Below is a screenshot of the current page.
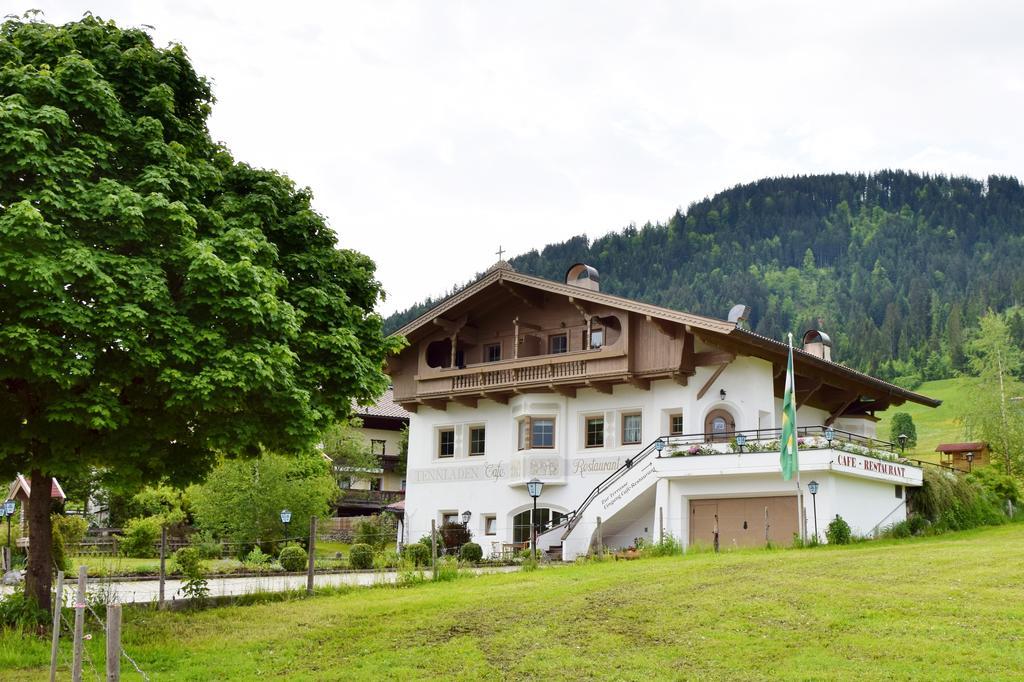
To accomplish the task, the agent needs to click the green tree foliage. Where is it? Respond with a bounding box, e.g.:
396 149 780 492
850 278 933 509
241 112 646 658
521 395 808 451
0 15 400 609
321 417 380 483
959 312 1024 476
278 544 308 572
189 452 337 546
353 512 398 549
888 413 918 448
386 172 1024 388
348 543 373 569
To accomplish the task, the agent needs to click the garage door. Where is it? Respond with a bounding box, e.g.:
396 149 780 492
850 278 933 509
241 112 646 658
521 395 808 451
689 496 798 548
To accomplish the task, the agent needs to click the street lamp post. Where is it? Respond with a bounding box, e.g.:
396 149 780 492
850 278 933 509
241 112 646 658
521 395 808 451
654 438 665 457
526 478 544 557
0 504 7 557
280 509 292 543
735 433 747 454
897 433 908 455
965 451 975 473
824 427 834 449
807 480 820 542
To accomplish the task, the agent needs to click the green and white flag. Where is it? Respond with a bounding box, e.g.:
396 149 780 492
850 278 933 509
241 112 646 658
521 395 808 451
780 334 799 480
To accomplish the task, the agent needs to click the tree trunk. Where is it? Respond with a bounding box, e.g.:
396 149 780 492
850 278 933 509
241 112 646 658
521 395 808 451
25 469 54 613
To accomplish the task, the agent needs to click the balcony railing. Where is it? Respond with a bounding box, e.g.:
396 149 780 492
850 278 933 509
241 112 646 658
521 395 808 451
336 489 405 506
451 359 588 390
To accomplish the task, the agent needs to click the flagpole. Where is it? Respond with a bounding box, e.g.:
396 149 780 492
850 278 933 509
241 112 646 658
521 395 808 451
789 333 804 544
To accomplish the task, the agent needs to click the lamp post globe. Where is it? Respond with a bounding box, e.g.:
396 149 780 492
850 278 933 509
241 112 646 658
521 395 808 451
897 433 908 454
824 427 834 446
526 478 544 557
654 439 665 456
280 509 292 541
735 433 747 453
461 510 472 527
965 451 974 473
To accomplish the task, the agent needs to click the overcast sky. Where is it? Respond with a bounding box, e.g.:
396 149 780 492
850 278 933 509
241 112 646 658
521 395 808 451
29 1 1024 315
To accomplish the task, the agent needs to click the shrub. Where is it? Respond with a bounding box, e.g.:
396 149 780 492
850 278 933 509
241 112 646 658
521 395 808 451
433 556 461 582
914 468 1006 532
278 545 308 572
354 512 398 549
50 521 71 573
640 535 682 557
173 547 209 604
438 521 471 551
119 516 162 558
459 542 483 563
907 512 929 536
826 515 852 545
402 542 430 566
349 543 374 569
244 547 271 566
373 550 400 570
53 515 89 548
0 588 49 630
190 530 223 559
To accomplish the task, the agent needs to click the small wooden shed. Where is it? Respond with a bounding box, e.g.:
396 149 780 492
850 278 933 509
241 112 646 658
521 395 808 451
6 474 67 547
935 442 989 472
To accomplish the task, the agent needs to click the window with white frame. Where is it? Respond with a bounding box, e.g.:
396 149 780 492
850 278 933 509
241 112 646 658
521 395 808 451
484 515 497 535
622 413 642 445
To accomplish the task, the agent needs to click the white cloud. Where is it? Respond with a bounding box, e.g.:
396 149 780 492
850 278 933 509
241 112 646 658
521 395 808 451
30 1 1024 314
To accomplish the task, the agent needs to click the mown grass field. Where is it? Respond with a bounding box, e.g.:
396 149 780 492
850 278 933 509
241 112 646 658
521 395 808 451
3 523 1023 680
876 377 972 463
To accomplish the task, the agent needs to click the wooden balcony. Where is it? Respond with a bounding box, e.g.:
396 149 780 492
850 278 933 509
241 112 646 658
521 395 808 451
398 348 632 408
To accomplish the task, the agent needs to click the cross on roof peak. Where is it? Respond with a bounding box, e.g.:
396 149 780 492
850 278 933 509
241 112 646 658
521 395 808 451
495 245 505 260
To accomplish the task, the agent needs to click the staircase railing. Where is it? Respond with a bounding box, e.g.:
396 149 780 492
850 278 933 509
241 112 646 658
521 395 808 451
560 438 662 539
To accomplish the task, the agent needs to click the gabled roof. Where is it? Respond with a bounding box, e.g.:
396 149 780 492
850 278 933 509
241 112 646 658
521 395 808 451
392 262 940 409
394 262 736 341
7 474 66 503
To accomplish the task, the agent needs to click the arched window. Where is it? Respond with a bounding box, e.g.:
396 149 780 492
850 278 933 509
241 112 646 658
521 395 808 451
704 409 735 442
512 508 565 543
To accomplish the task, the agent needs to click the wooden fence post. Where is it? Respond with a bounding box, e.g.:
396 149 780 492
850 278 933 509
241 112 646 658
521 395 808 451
596 516 603 557
306 515 317 596
72 565 86 682
430 519 437 580
49 569 64 682
105 603 121 681
158 526 167 610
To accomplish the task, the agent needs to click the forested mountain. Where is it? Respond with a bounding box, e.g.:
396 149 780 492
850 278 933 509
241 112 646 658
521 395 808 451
385 172 1024 386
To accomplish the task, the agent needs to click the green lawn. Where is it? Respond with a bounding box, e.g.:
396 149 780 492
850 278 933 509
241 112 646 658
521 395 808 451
876 377 972 463
4 523 1023 680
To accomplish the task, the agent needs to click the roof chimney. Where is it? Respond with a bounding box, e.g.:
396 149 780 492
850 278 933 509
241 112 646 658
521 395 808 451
565 263 600 291
801 329 833 362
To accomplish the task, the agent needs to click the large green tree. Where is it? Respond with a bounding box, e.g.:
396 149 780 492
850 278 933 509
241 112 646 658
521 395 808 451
0 15 401 610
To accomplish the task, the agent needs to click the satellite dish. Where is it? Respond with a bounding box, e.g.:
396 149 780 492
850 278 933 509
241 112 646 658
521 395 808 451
728 304 751 326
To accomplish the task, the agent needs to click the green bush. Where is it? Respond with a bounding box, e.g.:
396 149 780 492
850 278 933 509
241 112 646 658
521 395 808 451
354 512 399 549
244 547 271 566
438 521 471 552
915 468 1006 532
278 545 308 572
640 535 682 557
349 543 373 569
50 521 71 573
190 530 223 559
120 516 162 558
173 547 209 604
53 515 89 548
433 556 460 582
459 542 483 563
402 542 430 566
373 550 400 570
907 512 929 536
826 515 852 545
173 546 203 575
0 588 49 630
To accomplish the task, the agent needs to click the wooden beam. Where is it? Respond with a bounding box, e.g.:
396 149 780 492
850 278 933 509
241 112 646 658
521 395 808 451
549 384 577 398
678 331 695 375
453 395 478 409
481 392 509 404
501 281 543 308
512 317 542 331
397 401 418 414
825 395 858 426
647 315 677 339
672 373 689 386
629 377 651 391
586 380 614 395
774 364 786 378
696 361 732 401
568 296 594 318
432 315 467 334
695 351 736 366
795 379 823 411
421 398 448 411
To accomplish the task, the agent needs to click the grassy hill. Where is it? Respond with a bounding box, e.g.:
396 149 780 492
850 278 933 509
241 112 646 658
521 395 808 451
4 523 1023 680
876 377 972 463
